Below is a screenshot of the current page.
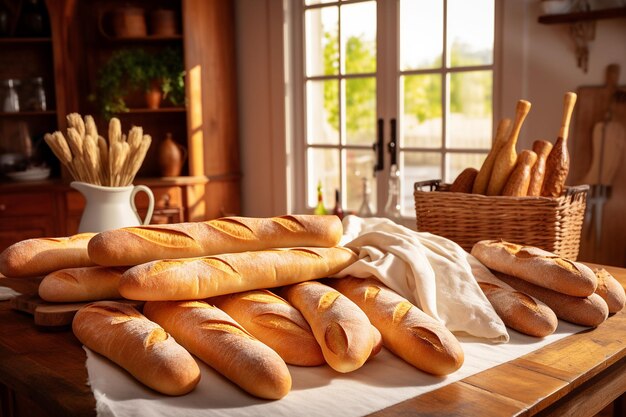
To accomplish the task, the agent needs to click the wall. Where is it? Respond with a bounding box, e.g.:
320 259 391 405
235 0 626 216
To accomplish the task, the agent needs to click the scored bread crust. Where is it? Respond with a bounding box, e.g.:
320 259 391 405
329 277 464 376
281 281 377 373
88 215 344 266
493 271 609 327
209 289 324 366
471 240 597 297
143 300 292 400
594 268 626 314
119 247 357 301
39 266 125 302
0 233 96 278
72 301 200 396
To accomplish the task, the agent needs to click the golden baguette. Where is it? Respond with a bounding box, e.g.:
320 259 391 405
282 280 378 373
39 266 126 302
0 233 97 278
119 246 357 301
328 277 464 375
471 240 597 297
72 301 200 396
527 140 553 196
492 272 608 327
449 167 478 193
501 149 537 197
209 289 325 366
89 214 344 266
144 300 291 400
473 118 512 194
594 268 626 314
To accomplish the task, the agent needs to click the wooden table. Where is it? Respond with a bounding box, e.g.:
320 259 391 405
0 265 625 417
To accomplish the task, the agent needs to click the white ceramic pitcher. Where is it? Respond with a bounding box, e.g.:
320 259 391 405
71 181 155 233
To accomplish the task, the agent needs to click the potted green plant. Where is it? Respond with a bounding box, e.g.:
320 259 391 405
91 47 184 119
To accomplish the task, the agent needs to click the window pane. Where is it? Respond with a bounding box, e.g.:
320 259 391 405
307 148 340 209
305 0 335 5
447 153 486 183
341 1 376 74
401 151 441 215
447 0 494 67
344 77 376 146
401 74 442 148
305 6 339 76
400 0 443 70
447 70 492 149
345 148 377 213
307 80 339 145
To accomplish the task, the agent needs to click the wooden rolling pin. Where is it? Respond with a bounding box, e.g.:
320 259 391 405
486 100 532 196
541 92 577 197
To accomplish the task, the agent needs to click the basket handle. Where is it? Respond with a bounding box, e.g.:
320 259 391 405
414 179 441 192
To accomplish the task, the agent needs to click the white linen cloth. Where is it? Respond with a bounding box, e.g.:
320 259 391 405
335 215 509 342
0 286 20 300
86 322 583 417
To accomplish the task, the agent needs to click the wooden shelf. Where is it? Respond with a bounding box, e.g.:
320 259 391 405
0 110 56 117
538 6 626 24
117 107 186 114
0 37 52 44
100 34 183 42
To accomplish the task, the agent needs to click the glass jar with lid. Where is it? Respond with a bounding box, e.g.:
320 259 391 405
21 77 47 111
1 79 20 112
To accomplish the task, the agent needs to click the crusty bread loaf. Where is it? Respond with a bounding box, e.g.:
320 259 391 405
72 301 200 396
0 233 96 278
209 289 324 366
328 277 464 376
89 215 343 266
471 240 597 297
527 140 553 196
119 247 357 301
282 281 377 373
39 266 125 302
493 271 609 327
594 268 626 314
143 300 291 399
473 118 512 195
449 167 478 193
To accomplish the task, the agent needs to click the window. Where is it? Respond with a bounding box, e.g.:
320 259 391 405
294 0 498 218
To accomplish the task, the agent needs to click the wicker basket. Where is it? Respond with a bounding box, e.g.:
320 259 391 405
413 180 589 260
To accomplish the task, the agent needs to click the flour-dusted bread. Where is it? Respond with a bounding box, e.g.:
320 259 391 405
39 266 125 302
0 233 96 278
144 300 291 400
471 240 597 297
88 215 344 266
493 271 609 327
209 289 324 366
119 247 357 301
329 277 464 375
72 301 200 396
282 281 379 373
593 268 626 314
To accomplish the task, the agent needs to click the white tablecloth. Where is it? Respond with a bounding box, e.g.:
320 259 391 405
86 320 584 417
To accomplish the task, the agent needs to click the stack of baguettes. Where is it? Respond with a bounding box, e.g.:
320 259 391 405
0 214 465 399
471 239 625 333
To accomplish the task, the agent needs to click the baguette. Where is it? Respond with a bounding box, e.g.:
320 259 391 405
501 150 537 197
39 266 125 302
72 301 200 396
493 271 609 327
328 277 464 375
527 140 553 196
471 240 597 297
282 281 377 373
594 268 626 314
143 300 291 399
449 167 478 193
473 118 512 194
119 247 357 301
209 289 325 366
0 233 96 278
89 215 343 266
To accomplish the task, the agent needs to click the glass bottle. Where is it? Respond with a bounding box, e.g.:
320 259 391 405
314 180 327 215
32 77 46 111
358 177 373 217
384 163 402 220
333 188 344 220
2 79 20 112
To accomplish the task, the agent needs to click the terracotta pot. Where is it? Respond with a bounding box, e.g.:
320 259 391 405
158 133 187 177
145 88 162 109
112 7 147 38
150 9 177 36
